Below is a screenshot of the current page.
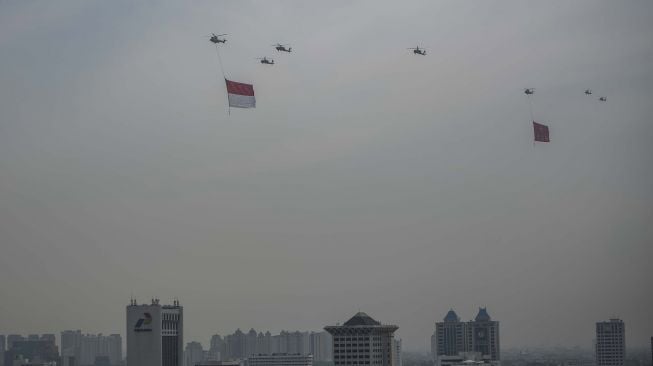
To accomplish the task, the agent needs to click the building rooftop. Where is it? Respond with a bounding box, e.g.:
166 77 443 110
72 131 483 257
444 309 460 322
344 312 381 326
474 308 491 322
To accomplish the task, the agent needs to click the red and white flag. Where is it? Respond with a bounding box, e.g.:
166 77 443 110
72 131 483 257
225 79 255 108
533 121 550 142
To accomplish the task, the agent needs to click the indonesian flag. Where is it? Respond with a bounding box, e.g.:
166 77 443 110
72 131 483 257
533 121 550 142
225 78 255 108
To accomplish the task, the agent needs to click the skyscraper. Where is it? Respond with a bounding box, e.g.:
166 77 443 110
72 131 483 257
126 298 183 366
595 319 625 366
468 308 500 361
325 312 398 366
185 341 205 366
310 331 333 362
61 330 82 364
432 308 500 366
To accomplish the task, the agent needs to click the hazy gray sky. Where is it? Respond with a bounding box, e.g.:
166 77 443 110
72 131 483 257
1 0 652 351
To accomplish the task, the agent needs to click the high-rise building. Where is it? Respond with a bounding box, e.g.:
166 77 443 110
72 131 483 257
61 330 83 364
310 331 333 362
61 331 121 366
595 319 625 366
208 335 224 361
185 342 205 366
126 298 183 366
468 308 500 362
325 312 399 366
432 308 500 366
247 353 313 366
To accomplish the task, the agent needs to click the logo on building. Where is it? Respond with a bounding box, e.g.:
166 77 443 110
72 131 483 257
134 312 153 332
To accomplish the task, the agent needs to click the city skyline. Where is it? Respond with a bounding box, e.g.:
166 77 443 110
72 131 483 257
1 0 652 353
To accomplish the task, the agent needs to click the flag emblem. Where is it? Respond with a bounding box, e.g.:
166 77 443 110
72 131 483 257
225 79 256 108
533 121 550 142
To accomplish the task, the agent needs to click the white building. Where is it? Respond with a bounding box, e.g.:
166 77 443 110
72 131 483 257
325 312 399 366
247 354 313 366
126 298 183 366
595 319 625 366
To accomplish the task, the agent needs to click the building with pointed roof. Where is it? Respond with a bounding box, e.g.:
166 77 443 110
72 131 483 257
431 308 500 366
325 312 398 366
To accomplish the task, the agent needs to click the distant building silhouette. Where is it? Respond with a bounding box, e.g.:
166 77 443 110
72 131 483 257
595 319 625 366
325 312 398 366
3 335 59 366
185 341 205 366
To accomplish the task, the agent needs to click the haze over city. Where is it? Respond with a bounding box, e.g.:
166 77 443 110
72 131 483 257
1 0 652 354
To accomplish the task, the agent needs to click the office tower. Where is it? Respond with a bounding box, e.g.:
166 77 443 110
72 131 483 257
248 354 313 366
393 339 402 366
432 308 500 366
595 319 625 366
325 312 399 366
468 308 500 362
310 331 333 362
186 342 205 366
126 298 183 366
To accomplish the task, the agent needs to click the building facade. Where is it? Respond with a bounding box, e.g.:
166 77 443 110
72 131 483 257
595 319 625 366
126 298 183 366
247 354 313 366
325 312 398 366
432 308 500 366
310 331 333 362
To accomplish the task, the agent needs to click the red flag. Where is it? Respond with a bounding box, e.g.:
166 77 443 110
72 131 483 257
533 121 550 142
225 79 255 108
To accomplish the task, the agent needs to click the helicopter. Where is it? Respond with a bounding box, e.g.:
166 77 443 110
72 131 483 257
599 96 607 102
209 33 227 44
257 57 275 65
524 88 535 95
273 43 292 52
407 46 426 55
585 89 592 95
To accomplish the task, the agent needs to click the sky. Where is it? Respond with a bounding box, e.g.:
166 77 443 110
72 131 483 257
1 0 652 351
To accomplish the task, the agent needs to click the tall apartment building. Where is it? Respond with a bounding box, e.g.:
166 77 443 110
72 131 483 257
310 331 333 362
126 298 183 366
185 341 205 366
325 312 399 366
61 331 122 366
248 353 313 366
431 308 500 366
595 319 625 366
